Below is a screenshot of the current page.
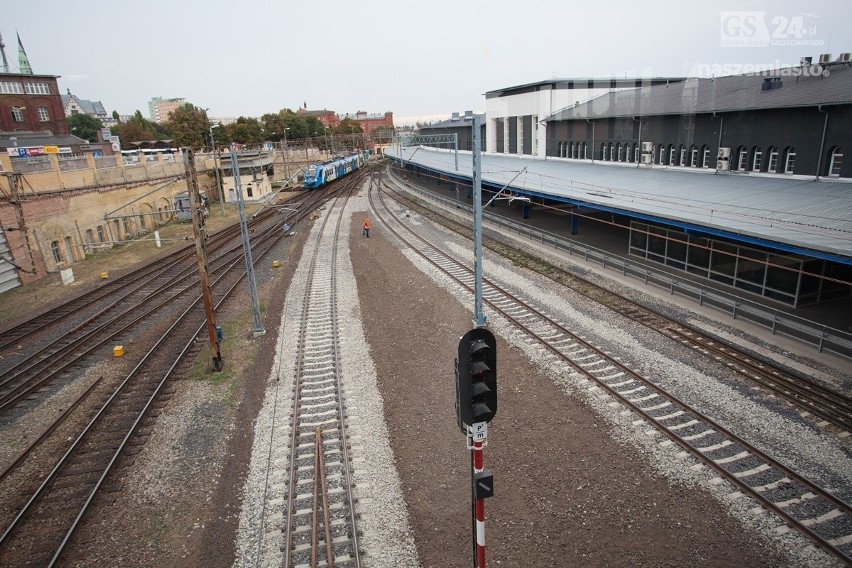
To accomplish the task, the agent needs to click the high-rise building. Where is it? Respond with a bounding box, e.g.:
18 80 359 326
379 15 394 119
148 96 186 123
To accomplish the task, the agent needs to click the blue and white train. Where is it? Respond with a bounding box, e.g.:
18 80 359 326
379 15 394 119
303 152 366 189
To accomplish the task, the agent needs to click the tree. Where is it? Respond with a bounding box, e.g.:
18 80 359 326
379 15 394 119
371 125 395 144
226 116 264 145
110 110 167 147
68 113 104 142
334 117 363 135
166 103 210 147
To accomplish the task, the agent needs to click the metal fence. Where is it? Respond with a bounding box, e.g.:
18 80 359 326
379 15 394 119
391 170 852 361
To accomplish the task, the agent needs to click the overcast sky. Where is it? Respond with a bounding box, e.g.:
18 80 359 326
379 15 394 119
5 0 850 125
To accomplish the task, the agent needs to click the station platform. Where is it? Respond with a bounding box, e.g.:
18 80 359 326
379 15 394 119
387 163 852 336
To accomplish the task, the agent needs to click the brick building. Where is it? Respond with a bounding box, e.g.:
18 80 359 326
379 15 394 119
297 108 339 129
0 73 68 136
342 111 394 136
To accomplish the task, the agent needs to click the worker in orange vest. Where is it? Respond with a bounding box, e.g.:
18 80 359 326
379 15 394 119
363 218 371 238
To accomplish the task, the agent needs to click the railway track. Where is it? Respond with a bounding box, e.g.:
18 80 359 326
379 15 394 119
0 192 314 565
0 222 291 566
0 214 253 354
380 168 852 435
0 208 282 418
283 181 361 567
369 172 852 564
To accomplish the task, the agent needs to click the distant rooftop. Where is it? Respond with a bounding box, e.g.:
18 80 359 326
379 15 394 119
486 77 687 99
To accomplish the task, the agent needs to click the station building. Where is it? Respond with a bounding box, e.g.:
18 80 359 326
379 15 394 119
485 77 685 158
397 60 852 312
418 113 485 152
543 60 851 179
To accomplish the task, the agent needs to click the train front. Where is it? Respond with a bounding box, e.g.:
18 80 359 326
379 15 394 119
303 164 321 189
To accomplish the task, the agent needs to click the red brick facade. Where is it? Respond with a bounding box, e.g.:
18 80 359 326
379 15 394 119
297 108 339 129
347 111 394 137
0 74 68 136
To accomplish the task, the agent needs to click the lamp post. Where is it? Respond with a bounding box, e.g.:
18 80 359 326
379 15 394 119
325 127 331 158
283 127 290 183
209 123 225 214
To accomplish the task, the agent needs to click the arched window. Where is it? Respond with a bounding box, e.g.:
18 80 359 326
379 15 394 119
783 147 796 173
829 146 843 177
689 144 698 167
573 142 578 159
767 146 779 173
736 145 748 170
608 143 614 161
658 144 666 164
601 142 608 161
582 142 588 159
751 146 762 171
700 144 710 168
669 144 676 165
632 143 639 163
616 143 622 162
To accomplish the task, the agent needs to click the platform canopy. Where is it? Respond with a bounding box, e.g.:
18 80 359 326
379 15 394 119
386 145 852 264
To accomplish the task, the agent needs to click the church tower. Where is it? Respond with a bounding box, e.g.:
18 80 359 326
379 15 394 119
17 32 33 74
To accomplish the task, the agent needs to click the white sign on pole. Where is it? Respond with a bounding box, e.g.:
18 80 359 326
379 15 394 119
469 421 488 442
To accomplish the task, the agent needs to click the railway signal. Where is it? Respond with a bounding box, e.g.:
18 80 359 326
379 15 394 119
456 327 497 568
456 328 497 430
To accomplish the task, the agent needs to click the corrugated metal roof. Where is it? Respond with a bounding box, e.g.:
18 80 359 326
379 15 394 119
544 64 852 121
387 146 852 262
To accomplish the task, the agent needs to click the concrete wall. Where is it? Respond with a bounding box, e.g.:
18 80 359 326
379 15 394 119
0 150 222 286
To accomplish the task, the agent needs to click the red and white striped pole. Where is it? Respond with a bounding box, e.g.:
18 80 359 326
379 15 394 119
473 439 486 568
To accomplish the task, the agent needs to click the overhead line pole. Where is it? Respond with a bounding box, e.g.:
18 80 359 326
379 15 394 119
471 113 485 329
230 147 265 336
182 149 223 372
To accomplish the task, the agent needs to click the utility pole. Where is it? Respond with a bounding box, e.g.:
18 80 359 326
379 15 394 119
230 147 265 336
4 172 36 275
183 149 223 372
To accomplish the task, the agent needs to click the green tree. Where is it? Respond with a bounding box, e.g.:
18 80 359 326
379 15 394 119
227 116 263 145
334 117 363 135
68 113 104 142
371 125 395 144
166 103 210 147
110 110 165 147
